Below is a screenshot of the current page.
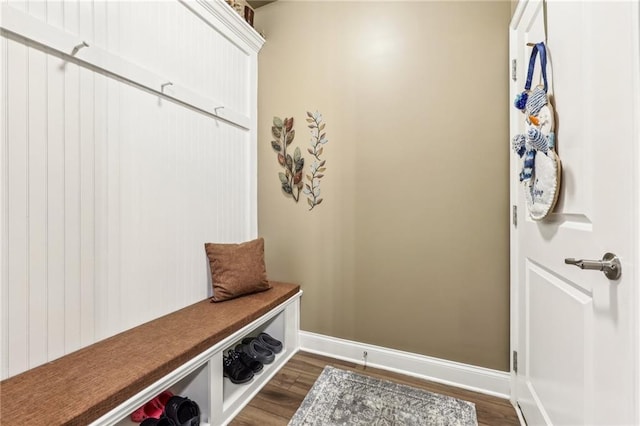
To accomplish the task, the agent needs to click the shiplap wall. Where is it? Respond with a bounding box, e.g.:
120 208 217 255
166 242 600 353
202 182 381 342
0 0 263 379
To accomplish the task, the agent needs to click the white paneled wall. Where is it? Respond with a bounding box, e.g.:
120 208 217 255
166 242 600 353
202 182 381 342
0 0 263 379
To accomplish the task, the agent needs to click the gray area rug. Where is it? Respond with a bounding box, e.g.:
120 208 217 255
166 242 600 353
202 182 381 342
289 366 478 426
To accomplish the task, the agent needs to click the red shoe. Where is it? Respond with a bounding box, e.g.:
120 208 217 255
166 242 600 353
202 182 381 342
130 390 174 423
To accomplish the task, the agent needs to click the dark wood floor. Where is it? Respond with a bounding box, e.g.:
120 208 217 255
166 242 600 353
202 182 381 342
229 351 520 426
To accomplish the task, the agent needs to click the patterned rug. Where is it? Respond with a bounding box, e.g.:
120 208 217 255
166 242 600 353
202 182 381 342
289 366 478 426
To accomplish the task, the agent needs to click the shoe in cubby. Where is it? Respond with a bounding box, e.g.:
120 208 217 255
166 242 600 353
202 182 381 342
223 349 254 384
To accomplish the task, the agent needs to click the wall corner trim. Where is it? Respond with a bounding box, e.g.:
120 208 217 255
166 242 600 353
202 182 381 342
299 331 512 400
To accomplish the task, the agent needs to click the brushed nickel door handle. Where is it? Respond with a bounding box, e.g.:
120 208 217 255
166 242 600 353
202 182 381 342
564 252 621 280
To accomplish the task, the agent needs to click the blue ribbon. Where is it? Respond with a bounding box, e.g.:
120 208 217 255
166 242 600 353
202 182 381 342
524 42 548 93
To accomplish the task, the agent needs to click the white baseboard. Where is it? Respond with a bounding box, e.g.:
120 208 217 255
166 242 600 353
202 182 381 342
299 331 511 399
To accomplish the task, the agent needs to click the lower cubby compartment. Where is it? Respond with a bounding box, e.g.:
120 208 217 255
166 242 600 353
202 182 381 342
222 313 286 410
115 363 212 426
216 297 299 425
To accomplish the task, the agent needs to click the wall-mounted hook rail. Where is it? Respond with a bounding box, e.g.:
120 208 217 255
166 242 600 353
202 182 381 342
161 82 173 91
0 3 251 130
71 41 89 55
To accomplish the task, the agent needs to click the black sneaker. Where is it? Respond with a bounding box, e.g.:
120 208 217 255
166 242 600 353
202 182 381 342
235 348 264 373
163 395 200 426
223 349 254 384
140 417 177 426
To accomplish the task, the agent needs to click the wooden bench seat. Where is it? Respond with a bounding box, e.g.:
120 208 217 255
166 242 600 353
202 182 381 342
0 281 300 425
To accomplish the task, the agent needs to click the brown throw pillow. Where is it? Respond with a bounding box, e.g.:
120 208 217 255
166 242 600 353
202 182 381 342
204 238 271 302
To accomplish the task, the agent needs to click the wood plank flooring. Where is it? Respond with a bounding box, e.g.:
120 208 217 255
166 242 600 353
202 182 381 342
229 351 520 426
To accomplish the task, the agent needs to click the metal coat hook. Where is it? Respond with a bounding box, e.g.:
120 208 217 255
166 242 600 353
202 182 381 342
161 82 173 91
71 41 89 55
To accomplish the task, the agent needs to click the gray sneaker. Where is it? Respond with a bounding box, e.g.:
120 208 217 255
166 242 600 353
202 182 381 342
236 339 275 364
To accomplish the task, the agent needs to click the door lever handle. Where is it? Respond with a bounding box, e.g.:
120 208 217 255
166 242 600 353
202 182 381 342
564 258 606 270
564 252 621 280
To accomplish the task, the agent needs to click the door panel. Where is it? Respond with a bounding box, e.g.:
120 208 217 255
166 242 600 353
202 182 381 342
526 261 592 425
510 1 638 424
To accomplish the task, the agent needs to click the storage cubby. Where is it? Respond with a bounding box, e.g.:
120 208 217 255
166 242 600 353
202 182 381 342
216 298 299 424
104 290 301 426
115 363 211 426
222 313 287 413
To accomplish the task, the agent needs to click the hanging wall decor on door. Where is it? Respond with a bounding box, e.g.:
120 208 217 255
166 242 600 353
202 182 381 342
512 42 561 220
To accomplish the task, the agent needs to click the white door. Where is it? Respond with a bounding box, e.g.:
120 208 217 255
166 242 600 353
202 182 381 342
510 1 639 425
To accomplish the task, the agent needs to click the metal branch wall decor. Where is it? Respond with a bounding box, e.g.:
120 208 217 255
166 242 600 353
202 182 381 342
304 111 328 210
270 111 329 211
272 116 304 202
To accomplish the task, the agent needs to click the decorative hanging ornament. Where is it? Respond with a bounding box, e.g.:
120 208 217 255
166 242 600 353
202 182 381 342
511 42 562 220
513 91 529 111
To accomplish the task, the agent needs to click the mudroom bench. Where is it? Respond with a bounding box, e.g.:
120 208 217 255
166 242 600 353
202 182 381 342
0 282 301 426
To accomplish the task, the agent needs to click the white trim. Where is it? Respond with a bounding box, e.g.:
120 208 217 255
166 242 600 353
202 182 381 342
190 0 265 54
514 401 527 426
510 0 529 31
247 53 259 239
0 3 252 129
0 17 6 380
508 0 524 409
631 1 640 423
299 331 511 399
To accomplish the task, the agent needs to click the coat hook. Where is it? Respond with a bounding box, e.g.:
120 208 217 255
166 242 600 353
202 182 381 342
161 82 173 90
71 41 89 55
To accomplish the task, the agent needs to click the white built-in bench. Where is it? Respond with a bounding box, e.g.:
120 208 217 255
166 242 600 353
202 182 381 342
0 282 301 426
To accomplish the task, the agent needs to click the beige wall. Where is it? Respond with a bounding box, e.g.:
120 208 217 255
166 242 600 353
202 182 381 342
256 1 511 371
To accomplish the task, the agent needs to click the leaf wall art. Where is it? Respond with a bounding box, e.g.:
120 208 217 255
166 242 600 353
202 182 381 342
303 111 328 210
271 116 304 202
270 111 329 210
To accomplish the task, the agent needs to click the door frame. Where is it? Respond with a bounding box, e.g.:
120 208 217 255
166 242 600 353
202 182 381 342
631 2 640 423
508 0 640 422
508 0 523 415
633 3 640 423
